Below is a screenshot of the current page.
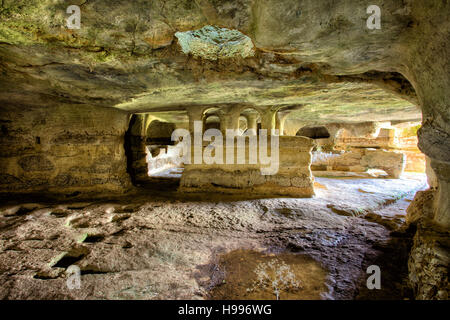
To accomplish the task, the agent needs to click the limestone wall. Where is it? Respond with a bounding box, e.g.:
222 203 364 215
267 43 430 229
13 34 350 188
406 190 449 299
312 149 406 178
335 128 393 149
0 104 132 197
309 123 425 173
125 114 149 185
180 136 315 197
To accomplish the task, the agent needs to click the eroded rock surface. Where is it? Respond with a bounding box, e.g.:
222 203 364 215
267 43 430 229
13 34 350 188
312 148 406 179
0 176 427 300
0 104 131 195
180 136 316 197
0 0 448 301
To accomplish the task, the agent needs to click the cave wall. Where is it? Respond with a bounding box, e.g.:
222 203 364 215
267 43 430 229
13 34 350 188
399 1 450 300
404 0 450 228
312 149 406 178
125 114 150 185
0 103 132 197
406 190 449 300
333 126 425 173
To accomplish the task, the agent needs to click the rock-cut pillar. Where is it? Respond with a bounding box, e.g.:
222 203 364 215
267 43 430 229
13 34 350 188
246 113 258 134
275 112 289 136
260 109 277 135
187 108 205 140
220 106 241 135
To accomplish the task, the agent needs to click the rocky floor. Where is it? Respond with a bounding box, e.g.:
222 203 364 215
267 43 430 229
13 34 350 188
0 174 427 300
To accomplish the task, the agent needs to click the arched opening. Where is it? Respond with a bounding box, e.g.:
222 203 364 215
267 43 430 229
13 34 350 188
146 120 182 179
204 115 221 132
239 116 248 132
202 107 222 134
309 122 426 180
124 114 148 185
146 120 176 145
239 107 261 135
296 126 331 139
124 114 185 188
124 114 139 185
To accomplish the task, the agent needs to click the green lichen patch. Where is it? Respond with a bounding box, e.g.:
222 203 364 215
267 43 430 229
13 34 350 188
175 25 255 60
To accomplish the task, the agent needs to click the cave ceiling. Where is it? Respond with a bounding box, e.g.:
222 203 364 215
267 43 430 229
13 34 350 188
0 0 422 124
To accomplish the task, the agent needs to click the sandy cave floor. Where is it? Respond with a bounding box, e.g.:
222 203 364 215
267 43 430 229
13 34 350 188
0 173 428 300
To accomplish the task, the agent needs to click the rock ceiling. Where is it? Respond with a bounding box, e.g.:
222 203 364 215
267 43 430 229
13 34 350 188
0 0 423 124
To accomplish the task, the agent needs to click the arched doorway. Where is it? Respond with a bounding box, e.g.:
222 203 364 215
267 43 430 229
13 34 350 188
296 126 331 139
239 107 261 135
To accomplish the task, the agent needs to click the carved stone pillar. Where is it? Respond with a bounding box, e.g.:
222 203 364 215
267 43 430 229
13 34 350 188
220 106 241 135
260 109 277 134
187 108 204 136
246 113 258 134
275 112 289 136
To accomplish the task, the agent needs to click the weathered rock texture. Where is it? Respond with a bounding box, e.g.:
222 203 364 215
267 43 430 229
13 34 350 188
0 0 448 299
407 190 450 300
312 149 406 179
125 114 150 185
0 175 426 300
175 25 255 60
0 103 131 197
311 123 425 174
180 136 315 197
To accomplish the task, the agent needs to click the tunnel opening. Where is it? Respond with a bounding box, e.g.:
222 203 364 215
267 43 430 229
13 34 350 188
124 114 140 186
296 126 331 139
146 120 181 179
124 113 184 191
239 107 261 135
308 122 426 180
203 107 222 134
